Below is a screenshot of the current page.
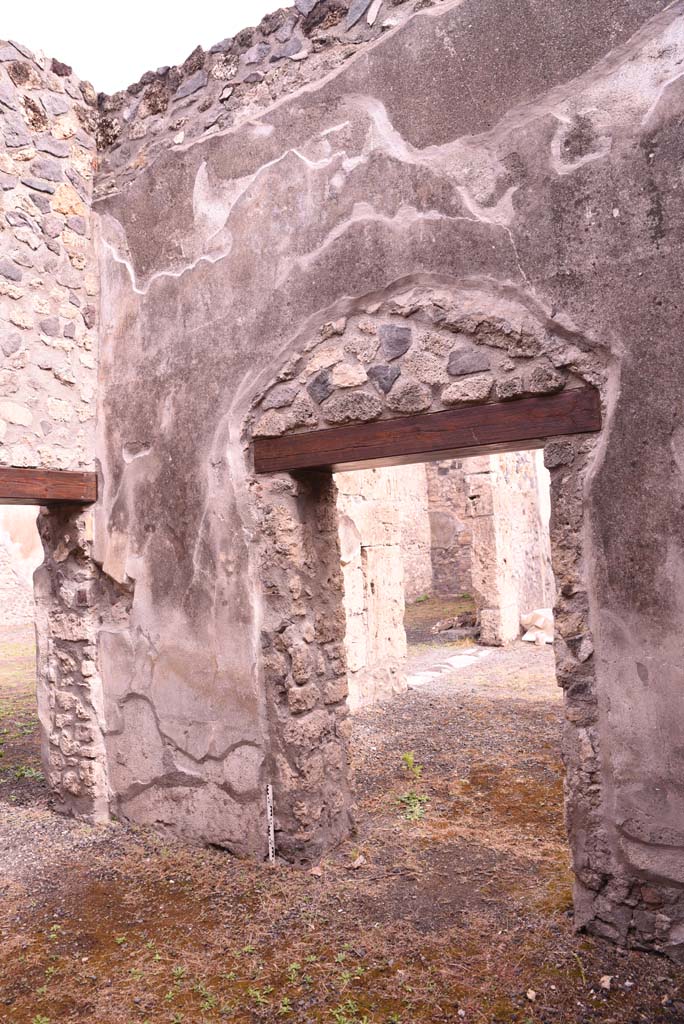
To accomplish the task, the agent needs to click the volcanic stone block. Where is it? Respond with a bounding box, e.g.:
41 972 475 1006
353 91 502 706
379 323 412 361
448 347 491 376
322 390 383 424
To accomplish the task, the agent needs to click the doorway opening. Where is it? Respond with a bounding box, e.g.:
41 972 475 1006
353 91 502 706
335 449 555 711
0 505 46 808
334 447 568 933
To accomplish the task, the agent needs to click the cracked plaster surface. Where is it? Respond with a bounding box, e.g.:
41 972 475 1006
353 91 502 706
85 0 684 952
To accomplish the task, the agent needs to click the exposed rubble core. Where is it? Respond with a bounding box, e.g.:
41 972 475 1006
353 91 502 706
0 43 98 471
1 0 683 960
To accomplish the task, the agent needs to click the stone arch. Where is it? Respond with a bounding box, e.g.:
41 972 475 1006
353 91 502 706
241 281 613 916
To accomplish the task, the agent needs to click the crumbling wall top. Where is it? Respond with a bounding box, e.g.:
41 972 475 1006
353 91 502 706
95 0 430 196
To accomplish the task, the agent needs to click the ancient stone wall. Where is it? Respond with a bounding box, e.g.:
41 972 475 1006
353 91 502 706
92 0 684 957
95 0 424 201
33 507 114 821
0 540 34 625
0 41 99 470
244 287 605 852
0 504 40 626
395 464 433 603
0 41 110 822
336 467 408 711
466 450 555 644
254 471 352 861
425 460 473 598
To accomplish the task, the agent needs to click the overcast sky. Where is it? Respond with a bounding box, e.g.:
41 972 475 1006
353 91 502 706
2 0 293 94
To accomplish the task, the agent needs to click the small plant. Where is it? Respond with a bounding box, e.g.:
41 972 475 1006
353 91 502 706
172 966 186 981
401 752 423 780
194 981 218 1011
114 934 127 946
331 1000 371 1024
340 965 366 988
248 986 271 1006
13 765 44 780
278 996 293 1016
397 790 429 821
32 1016 50 1024
414 594 430 604
287 962 301 983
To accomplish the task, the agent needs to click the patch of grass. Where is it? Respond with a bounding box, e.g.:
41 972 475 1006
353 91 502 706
331 999 371 1024
11 765 43 780
248 985 272 1006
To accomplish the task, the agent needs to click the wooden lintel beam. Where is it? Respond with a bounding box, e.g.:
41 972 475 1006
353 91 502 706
0 467 97 505
253 386 601 474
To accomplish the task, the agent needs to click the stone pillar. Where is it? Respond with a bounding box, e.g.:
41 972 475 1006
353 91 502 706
395 464 433 602
425 459 473 597
256 471 353 862
33 507 111 822
465 450 555 645
336 467 408 711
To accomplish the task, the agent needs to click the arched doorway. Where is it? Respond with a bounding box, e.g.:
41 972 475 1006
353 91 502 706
243 285 608 941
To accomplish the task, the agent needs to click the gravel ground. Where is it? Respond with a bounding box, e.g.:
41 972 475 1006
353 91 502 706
0 630 682 1023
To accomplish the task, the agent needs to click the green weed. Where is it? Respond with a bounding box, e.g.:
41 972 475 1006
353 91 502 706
397 790 429 821
401 752 423 780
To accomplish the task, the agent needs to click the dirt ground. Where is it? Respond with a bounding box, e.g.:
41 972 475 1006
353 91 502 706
403 594 476 646
0 622 683 1024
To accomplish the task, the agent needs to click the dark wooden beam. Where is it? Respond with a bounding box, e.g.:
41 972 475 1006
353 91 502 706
253 386 601 474
0 467 97 505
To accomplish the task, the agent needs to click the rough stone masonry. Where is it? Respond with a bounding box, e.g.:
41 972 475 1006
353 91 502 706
1 0 684 959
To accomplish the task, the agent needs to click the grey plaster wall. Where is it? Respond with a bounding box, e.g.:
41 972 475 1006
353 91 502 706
91 0 684 954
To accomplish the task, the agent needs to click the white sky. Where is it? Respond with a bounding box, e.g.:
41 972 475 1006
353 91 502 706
2 0 293 94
